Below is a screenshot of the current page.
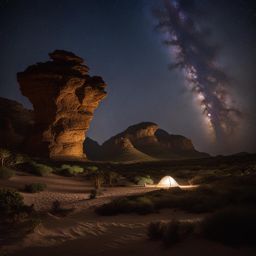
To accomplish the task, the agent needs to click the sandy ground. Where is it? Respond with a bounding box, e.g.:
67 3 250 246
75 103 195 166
1 172 255 256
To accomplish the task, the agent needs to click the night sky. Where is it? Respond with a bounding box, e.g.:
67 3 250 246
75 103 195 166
0 0 256 155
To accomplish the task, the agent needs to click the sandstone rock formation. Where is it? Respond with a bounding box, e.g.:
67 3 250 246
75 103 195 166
17 50 107 160
0 97 34 149
99 122 208 161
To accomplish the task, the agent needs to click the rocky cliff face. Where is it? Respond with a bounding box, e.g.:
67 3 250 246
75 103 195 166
17 50 106 160
0 97 34 149
83 137 102 161
99 122 208 161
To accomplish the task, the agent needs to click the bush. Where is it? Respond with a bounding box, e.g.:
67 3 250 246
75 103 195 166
134 197 155 214
147 220 194 247
86 166 98 172
50 200 73 217
147 221 166 240
134 175 154 186
0 189 24 216
89 189 103 199
59 164 84 176
24 183 47 193
29 162 53 176
162 221 180 246
0 148 11 166
96 196 155 215
201 207 256 247
0 166 15 180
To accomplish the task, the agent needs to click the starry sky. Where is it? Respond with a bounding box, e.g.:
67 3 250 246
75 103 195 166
0 0 255 155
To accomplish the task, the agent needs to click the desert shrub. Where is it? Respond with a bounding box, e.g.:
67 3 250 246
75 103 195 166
0 148 11 166
51 200 61 213
148 220 195 246
29 161 53 176
50 200 73 217
96 196 155 215
162 221 180 246
134 197 155 214
59 164 84 176
89 189 103 199
134 175 154 186
147 221 166 240
0 166 15 180
105 171 120 186
0 189 24 216
24 183 47 193
86 166 98 172
201 207 256 247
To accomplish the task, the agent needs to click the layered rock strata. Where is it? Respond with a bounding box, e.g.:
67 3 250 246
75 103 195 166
17 50 106 160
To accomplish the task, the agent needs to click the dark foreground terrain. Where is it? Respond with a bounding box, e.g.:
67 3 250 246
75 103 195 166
0 153 256 256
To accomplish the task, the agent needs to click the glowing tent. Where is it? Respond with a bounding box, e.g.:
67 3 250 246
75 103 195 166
157 176 179 188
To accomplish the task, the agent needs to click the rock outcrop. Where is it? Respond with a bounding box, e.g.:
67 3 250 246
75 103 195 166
0 97 34 149
99 122 208 161
17 50 106 160
83 137 102 161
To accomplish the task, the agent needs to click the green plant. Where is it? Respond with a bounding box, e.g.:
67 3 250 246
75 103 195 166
0 189 24 216
29 161 53 176
12 154 29 166
59 164 84 176
0 166 15 180
134 175 154 186
0 148 11 166
24 183 47 193
86 166 98 172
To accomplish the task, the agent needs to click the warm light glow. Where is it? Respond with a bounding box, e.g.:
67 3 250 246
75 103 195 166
157 176 179 188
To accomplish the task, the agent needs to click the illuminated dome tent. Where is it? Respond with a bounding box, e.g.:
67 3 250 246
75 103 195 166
157 176 179 188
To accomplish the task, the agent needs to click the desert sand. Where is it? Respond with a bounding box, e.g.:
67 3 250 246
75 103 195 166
1 172 255 256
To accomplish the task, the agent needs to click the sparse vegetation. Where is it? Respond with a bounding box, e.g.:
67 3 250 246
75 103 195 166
58 164 84 176
86 166 99 172
0 148 11 166
24 183 47 193
134 175 154 186
147 220 195 247
0 189 25 216
50 200 73 217
147 221 166 240
0 166 15 179
105 171 120 186
0 189 35 222
91 169 104 189
89 189 103 199
96 195 155 215
28 161 53 176
96 174 256 215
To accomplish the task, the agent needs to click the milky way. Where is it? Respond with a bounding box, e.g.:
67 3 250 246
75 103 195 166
154 0 242 141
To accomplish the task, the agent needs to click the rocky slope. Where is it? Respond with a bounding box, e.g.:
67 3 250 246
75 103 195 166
17 50 107 160
98 122 208 161
0 97 34 149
